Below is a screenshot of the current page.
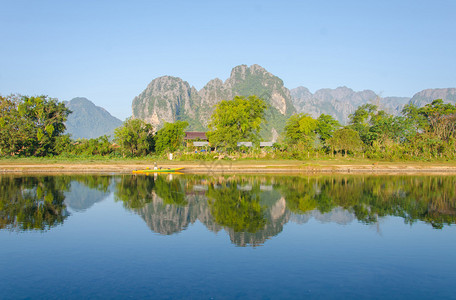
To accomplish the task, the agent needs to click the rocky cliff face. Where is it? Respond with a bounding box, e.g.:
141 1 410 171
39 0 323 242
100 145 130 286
290 86 378 124
132 76 201 130
132 64 296 139
380 96 411 115
409 88 456 107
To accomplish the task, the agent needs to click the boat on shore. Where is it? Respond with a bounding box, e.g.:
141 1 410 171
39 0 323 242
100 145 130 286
132 167 184 174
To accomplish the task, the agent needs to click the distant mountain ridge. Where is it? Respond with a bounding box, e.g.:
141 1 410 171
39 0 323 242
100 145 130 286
290 86 378 124
291 87 456 124
408 88 456 107
131 64 455 133
64 97 123 139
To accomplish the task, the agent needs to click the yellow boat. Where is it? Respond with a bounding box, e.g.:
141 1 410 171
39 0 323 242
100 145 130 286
132 167 184 174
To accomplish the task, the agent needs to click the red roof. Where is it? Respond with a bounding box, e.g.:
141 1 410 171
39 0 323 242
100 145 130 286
184 132 207 140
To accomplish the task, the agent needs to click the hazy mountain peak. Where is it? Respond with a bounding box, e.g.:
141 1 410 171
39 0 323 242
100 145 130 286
65 97 122 139
409 88 456 107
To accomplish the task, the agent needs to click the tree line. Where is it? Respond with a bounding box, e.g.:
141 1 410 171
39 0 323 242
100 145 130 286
206 95 456 160
0 95 189 157
1 94 455 160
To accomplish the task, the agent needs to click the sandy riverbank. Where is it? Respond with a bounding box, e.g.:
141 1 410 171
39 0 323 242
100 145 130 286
2 160 456 174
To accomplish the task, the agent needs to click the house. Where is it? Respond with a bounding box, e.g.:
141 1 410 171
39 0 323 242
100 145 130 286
184 132 209 150
184 132 207 141
237 142 253 147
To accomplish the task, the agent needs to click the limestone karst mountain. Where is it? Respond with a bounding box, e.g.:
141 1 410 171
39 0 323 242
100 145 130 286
132 64 296 140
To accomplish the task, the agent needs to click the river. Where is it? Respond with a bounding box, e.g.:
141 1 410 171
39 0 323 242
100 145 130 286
1 174 455 299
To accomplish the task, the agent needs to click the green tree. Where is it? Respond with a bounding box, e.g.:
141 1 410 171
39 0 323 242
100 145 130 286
0 96 25 156
154 121 188 154
114 118 154 157
316 114 341 143
418 99 456 141
0 95 71 156
284 113 318 147
348 104 412 150
348 103 379 145
207 95 267 149
327 128 364 156
402 103 428 134
401 100 456 158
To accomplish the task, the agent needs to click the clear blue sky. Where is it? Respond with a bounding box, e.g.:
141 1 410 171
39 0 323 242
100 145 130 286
1 0 455 120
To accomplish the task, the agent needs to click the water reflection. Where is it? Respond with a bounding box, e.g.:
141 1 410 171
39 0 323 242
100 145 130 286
1 174 456 245
64 176 113 211
0 176 69 231
114 174 456 246
0 175 113 231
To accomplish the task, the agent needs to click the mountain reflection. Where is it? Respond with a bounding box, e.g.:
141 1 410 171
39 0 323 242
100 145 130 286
64 176 113 211
116 175 456 246
2 174 456 242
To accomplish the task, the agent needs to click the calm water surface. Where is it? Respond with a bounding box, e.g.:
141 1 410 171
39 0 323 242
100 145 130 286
1 174 456 299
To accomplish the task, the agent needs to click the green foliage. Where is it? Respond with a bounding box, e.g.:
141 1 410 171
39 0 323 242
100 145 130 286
284 113 318 147
316 114 341 143
154 120 188 154
402 103 428 134
114 118 154 157
207 95 267 149
0 95 71 157
327 128 364 155
259 105 288 140
59 136 114 156
395 99 456 159
418 99 456 141
348 104 380 145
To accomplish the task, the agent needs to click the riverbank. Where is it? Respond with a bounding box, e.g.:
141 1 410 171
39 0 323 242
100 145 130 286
2 158 456 174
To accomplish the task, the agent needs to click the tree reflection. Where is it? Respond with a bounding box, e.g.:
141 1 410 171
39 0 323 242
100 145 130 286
70 175 112 192
108 174 456 246
280 177 335 214
276 175 456 228
114 175 155 209
207 182 267 233
154 176 187 206
0 176 70 231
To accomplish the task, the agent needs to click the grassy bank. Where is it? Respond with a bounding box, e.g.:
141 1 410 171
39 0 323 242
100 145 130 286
2 156 456 174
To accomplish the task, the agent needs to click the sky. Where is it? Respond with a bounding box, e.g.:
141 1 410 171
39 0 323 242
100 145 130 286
1 0 455 120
